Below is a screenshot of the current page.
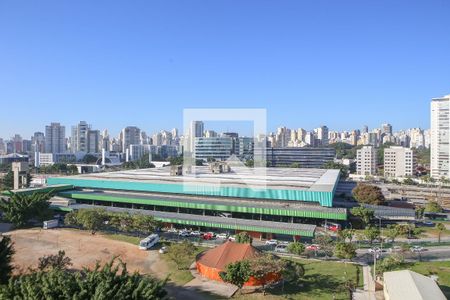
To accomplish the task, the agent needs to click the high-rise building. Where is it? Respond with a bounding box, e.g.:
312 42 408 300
0 138 5 155
120 126 141 153
87 130 100 153
32 132 45 153
45 122 66 154
12 134 23 153
101 130 110 151
431 95 450 179
71 121 90 152
356 145 377 176
382 123 393 135
315 126 329 146
191 121 204 138
384 146 415 178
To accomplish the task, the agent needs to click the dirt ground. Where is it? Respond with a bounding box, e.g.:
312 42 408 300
7 228 166 275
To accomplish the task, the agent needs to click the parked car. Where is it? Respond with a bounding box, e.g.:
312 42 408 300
410 246 425 253
274 244 288 253
167 228 178 233
178 230 190 237
216 233 229 239
202 232 215 240
306 244 320 251
190 231 202 236
265 239 278 246
159 246 167 254
423 221 434 226
228 235 236 242
389 246 402 253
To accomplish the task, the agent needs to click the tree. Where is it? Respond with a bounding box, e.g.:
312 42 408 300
0 258 167 299
425 201 443 213
244 160 254 168
352 184 385 205
0 235 14 284
287 241 305 255
385 224 401 243
219 260 252 289
65 209 107 234
436 223 446 243
322 161 349 179
350 206 374 227
333 242 356 260
82 154 98 164
0 191 53 228
289 163 301 168
415 206 425 219
169 156 183 165
131 214 161 236
338 229 355 242
376 254 405 276
166 240 197 270
250 254 283 294
235 232 253 244
38 250 72 271
282 260 305 284
363 226 380 245
0 171 14 190
313 234 334 257
402 178 416 185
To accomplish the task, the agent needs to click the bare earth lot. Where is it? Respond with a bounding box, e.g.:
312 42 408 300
8 228 159 274
7 228 213 300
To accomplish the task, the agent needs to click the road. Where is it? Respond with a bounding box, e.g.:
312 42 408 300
355 245 450 263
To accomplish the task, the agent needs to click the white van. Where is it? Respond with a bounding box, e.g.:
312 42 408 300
139 234 160 250
43 219 59 230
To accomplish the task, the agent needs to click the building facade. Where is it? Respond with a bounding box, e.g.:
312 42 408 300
261 147 335 168
45 122 66 154
431 95 450 179
384 146 415 178
194 137 233 161
356 145 377 176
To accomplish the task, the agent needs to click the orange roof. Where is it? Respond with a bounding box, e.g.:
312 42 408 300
196 241 261 270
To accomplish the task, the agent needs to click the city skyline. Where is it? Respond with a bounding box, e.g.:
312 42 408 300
1 1 450 137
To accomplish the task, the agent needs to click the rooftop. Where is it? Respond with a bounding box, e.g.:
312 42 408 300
50 166 340 193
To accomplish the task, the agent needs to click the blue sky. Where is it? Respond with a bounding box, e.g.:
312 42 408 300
1 0 450 138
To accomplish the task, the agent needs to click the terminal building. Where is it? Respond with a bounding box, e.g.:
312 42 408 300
42 166 346 240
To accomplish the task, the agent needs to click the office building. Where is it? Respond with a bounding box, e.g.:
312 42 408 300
431 95 450 179
384 146 415 178
259 147 335 168
356 145 377 176
45 122 66 154
32 132 45 153
194 137 233 161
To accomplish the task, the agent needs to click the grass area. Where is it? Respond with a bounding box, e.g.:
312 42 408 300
408 261 450 298
103 233 141 245
159 242 208 285
234 259 363 300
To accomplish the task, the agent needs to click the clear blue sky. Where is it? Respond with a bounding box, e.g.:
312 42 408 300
1 0 450 139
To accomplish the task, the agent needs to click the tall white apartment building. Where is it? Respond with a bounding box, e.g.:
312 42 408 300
120 126 141 153
384 146 415 178
431 95 450 179
71 121 90 153
356 145 377 176
45 122 66 154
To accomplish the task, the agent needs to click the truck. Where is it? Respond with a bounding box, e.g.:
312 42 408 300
43 219 59 230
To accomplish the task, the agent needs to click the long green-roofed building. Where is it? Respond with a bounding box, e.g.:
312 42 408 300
42 166 346 239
